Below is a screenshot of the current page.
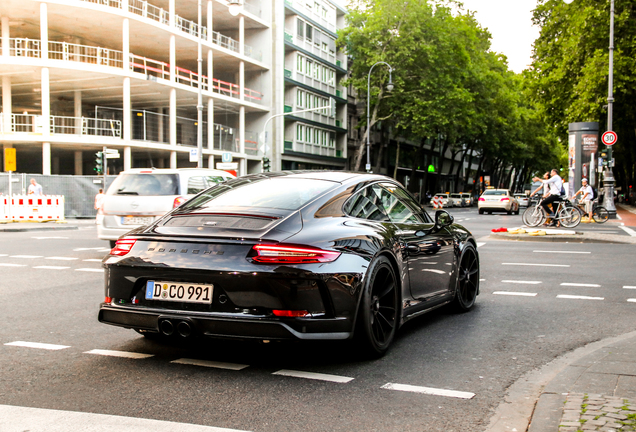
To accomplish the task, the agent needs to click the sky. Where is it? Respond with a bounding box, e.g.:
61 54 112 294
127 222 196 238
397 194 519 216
458 0 541 73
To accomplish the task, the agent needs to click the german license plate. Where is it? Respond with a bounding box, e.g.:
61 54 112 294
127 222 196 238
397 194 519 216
122 216 153 225
145 281 213 304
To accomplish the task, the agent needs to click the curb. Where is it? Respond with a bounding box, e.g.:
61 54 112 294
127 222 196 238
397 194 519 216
484 330 636 432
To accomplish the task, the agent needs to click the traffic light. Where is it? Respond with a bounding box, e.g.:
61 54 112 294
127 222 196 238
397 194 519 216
262 157 270 172
94 151 103 174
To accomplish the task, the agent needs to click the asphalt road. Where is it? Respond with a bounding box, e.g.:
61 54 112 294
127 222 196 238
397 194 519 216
0 211 635 432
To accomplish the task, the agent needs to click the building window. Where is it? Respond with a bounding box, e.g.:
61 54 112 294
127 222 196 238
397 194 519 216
306 59 313 77
322 42 328 52
297 18 304 38
296 54 303 72
296 124 303 141
297 89 304 107
306 24 313 42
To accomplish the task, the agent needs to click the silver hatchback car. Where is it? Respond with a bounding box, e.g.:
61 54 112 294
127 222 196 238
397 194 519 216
97 168 235 246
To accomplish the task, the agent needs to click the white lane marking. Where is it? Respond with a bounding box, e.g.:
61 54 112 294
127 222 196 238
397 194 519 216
75 268 104 273
32 236 68 239
0 263 27 267
0 405 251 432
84 349 154 359
557 295 604 301
0 254 7 257
381 383 475 399
628 299 636 303
624 286 636 289
33 266 71 270
502 263 570 268
5 341 70 350
560 283 601 287
73 247 104 251
83 258 103 262
619 226 636 237
493 291 537 297
171 358 249 370
477 242 486 247
501 280 542 285
45 257 78 261
533 250 591 254
480 279 486 281
272 369 354 383
9 255 43 259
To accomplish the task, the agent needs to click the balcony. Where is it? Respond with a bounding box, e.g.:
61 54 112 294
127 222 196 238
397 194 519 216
0 113 122 138
285 140 341 158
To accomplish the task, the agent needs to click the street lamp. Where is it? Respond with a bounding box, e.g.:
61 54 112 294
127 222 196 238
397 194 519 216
563 0 616 217
366 61 394 173
228 0 242 16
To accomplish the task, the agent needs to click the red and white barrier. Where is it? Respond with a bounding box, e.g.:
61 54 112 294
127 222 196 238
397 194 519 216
0 195 65 222
432 196 444 209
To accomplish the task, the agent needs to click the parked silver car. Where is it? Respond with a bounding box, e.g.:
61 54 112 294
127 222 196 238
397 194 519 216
97 168 235 246
515 194 530 207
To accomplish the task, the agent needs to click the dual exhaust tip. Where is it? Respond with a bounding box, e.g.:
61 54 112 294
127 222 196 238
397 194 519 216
159 318 193 338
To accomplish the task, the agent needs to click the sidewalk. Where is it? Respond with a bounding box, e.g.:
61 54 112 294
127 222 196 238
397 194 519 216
528 332 636 432
486 331 636 432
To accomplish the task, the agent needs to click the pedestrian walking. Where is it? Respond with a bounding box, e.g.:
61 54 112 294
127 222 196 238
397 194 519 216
94 188 105 210
28 178 43 196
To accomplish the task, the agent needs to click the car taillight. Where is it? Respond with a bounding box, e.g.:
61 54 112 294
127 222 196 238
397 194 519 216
250 244 341 264
479 197 485 202
500 197 510 202
110 238 136 256
173 196 186 208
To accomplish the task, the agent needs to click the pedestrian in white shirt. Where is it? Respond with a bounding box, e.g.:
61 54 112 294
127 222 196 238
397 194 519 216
27 178 43 196
572 178 594 218
532 169 563 226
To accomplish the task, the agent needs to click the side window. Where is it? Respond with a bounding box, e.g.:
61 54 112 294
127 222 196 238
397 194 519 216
344 186 389 222
187 176 207 195
375 184 424 224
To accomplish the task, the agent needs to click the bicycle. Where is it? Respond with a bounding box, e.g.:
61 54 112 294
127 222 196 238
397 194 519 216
522 196 581 228
575 198 609 223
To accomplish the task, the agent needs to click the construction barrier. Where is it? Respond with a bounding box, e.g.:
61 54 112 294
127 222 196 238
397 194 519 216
0 195 65 222
432 196 444 209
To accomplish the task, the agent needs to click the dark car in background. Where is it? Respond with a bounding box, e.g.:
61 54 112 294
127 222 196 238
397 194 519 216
98 172 480 356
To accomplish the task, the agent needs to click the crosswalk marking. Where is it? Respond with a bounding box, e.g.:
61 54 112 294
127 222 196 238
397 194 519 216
5 341 70 350
557 295 604 301
272 370 354 383
493 291 537 297
33 266 71 270
381 383 475 399
171 358 249 370
84 349 154 359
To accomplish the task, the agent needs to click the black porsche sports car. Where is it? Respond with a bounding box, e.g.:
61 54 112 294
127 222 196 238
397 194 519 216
99 171 480 356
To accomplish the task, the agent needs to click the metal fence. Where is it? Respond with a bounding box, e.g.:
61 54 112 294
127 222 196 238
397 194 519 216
0 173 116 218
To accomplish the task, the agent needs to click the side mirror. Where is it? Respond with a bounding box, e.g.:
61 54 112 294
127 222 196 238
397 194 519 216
435 210 453 228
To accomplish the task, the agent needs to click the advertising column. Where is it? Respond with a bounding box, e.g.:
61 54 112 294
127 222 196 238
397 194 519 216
568 122 598 196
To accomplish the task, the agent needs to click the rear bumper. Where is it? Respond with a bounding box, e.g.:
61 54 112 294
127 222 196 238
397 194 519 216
97 215 156 241
98 304 352 341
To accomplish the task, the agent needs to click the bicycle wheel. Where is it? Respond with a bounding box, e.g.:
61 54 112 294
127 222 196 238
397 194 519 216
558 207 581 228
592 206 609 223
523 206 545 227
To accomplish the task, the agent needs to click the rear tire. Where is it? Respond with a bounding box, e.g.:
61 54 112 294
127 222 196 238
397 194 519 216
523 206 545 227
592 206 609 223
478 208 484 214
355 256 400 358
558 207 581 228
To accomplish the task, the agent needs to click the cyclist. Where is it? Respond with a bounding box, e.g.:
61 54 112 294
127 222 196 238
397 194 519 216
532 169 564 227
572 178 594 219
530 172 550 199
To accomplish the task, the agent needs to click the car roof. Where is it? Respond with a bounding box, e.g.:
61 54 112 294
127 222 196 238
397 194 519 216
119 168 234 176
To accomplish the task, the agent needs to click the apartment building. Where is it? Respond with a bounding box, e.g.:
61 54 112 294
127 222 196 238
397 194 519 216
0 0 347 176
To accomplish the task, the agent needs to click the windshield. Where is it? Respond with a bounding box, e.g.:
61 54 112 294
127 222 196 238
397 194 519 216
107 174 179 196
451 194 461 198
179 177 338 212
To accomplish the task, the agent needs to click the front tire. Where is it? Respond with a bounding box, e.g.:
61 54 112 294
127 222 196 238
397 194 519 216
453 244 479 311
592 206 609 223
355 256 400 357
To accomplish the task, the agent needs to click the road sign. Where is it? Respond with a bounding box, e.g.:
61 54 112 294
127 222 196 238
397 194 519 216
221 152 233 163
4 148 16 172
105 151 120 159
601 131 617 146
189 148 198 162
216 162 239 170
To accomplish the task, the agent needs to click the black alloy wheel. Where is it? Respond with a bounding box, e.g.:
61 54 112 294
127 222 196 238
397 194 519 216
453 244 479 311
356 256 399 357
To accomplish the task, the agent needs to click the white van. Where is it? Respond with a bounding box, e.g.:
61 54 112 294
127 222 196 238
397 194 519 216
97 168 235 246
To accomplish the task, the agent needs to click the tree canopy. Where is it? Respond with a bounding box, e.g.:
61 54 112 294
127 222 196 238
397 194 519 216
338 0 558 191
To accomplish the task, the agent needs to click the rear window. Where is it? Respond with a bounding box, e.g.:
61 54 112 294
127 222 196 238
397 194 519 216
107 174 179 196
482 190 506 196
450 194 461 198
179 177 337 212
